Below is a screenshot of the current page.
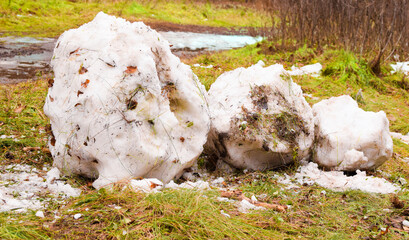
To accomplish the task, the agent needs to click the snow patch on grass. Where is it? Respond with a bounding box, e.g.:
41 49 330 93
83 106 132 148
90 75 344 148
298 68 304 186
0 165 81 212
279 162 400 194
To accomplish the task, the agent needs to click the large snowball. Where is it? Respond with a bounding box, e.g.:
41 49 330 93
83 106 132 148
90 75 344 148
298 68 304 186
43 12 210 189
206 62 314 170
312 95 393 171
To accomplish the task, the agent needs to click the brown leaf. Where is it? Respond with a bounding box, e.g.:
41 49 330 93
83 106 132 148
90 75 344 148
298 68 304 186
79 66 88 74
69 48 80 55
23 147 41 151
14 105 26 113
48 78 54 88
81 79 90 88
77 90 84 97
150 182 160 189
49 96 54 102
50 133 56 146
180 137 185 142
125 66 138 74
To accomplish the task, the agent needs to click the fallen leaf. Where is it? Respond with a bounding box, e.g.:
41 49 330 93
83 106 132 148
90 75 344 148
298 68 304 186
49 96 54 102
50 135 56 146
14 105 26 113
81 79 90 88
77 91 84 97
23 147 41 151
48 79 54 88
79 66 88 74
69 48 80 55
125 66 138 74
150 182 160 189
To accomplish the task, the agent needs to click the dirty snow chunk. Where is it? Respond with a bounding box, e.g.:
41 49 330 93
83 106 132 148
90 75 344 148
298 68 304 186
289 63 322 77
129 178 163 193
391 132 409 145
391 62 409 74
165 180 210 190
44 12 210 189
206 62 314 170
36 211 45 218
313 95 393 171
294 162 399 194
237 199 265 213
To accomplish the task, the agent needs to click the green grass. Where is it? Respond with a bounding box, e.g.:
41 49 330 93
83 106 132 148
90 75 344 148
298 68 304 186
0 0 269 37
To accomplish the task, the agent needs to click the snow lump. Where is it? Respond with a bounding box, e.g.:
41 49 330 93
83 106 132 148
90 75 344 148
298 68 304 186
206 61 314 170
312 95 393 171
44 12 210 189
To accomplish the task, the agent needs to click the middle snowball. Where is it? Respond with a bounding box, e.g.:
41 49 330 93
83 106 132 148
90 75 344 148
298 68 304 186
207 62 314 170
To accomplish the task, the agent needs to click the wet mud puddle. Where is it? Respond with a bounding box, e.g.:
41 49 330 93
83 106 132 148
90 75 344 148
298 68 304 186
0 32 261 84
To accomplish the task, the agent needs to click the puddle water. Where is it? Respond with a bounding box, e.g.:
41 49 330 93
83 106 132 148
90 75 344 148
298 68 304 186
0 32 262 84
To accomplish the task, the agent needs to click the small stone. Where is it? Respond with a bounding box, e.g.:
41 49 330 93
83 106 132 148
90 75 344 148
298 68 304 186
73 213 82 219
403 220 409 227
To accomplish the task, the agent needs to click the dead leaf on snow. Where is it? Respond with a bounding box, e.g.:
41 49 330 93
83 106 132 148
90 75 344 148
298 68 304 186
125 66 138 74
81 79 90 88
79 66 88 74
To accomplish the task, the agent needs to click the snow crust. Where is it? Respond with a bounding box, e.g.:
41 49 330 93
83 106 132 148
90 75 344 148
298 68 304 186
206 61 314 170
44 12 210 189
312 95 393 171
282 162 399 194
0 165 81 212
